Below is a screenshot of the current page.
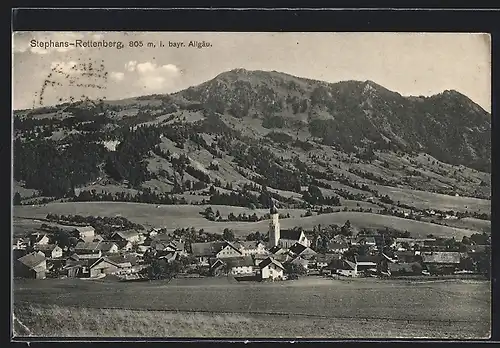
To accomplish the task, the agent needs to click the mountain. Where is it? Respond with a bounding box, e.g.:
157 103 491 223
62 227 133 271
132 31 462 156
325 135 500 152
177 69 491 172
13 69 491 212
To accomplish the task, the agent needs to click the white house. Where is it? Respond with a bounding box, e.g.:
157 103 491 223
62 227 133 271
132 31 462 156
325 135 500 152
259 257 285 280
34 244 63 259
225 256 255 275
75 226 95 239
238 241 267 256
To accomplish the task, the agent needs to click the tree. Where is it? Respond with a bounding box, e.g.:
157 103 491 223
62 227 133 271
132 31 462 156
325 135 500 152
284 262 307 276
223 228 235 241
13 192 22 206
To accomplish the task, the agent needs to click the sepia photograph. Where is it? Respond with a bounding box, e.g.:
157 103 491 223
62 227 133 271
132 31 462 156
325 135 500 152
11 31 491 339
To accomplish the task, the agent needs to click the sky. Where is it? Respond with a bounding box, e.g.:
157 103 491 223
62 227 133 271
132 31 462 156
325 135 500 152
12 32 491 112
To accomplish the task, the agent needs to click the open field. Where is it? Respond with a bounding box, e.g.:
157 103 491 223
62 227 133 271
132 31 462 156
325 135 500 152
13 277 491 339
13 202 483 239
373 185 490 213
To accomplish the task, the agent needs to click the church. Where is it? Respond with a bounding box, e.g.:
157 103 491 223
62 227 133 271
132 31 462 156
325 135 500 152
268 203 310 249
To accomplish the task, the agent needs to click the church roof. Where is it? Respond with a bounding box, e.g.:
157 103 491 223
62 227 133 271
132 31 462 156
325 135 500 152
280 229 303 241
270 204 279 215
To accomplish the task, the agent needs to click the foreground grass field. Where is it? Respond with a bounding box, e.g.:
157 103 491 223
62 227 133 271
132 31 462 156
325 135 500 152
13 277 491 339
13 202 481 239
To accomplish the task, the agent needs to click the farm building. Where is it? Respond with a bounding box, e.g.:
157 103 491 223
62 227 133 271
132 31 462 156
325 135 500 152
14 251 47 279
74 241 103 256
190 241 242 265
336 260 358 277
74 226 95 239
224 256 255 275
64 257 122 278
34 244 63 259
258 257 285 280
111 230 142 244
421 251 461 274
79 234 104 244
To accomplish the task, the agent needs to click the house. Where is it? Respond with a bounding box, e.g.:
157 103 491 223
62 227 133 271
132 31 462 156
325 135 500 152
327 241 349 254
34 244 63 259
114 239 134 251
237 241 267 256
190 241 242 265
14 251 47 279
314 253 340 270
96 241 119 254
105 254 141 272
289 254 310 269
30 233 50 247
258 257 285 280
74 226 95 239
74 241 102 255
327 259 358 277
224 256 256 275
163 240 187 256
421 251 461 274
209 257 226 276
288 243 317 260
279 229 310 249
110 230 141 244
79 234 104 244
352 236 377 247
65 256 125 278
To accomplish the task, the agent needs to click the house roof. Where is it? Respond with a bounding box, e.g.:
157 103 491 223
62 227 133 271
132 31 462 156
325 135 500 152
167 240 185 251
421 252 460 264
80 235 104 243
75 226 95 233
395 251 421 263
96 242 118 251
106 253 140 266
356 236 376 244
112 230 140 240
75 241 101 251
315 253 339 263
191 241 226 256
389 262 415 273
356 255 380 263
289 243 317 259
224 256 255 268
327 241 349 250
18 251 46 269
34 244 61 252
280 229 303 241
259 257 285 270
269 246 285 254
344 260 357 270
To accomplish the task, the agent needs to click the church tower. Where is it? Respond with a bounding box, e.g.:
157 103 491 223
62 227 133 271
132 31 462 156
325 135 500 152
268 201 280 248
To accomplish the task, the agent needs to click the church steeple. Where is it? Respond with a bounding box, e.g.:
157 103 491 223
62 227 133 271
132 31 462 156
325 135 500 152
268 199 280 248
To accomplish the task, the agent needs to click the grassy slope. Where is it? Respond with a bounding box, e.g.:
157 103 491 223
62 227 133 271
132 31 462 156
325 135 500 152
13 277 491 339
13 202 480 239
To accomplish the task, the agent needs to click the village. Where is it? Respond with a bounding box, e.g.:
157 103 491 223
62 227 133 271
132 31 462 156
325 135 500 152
13 203 491 283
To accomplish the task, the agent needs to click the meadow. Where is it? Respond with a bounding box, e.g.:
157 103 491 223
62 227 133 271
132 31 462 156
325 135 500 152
13 202 481 239
13 277 491 339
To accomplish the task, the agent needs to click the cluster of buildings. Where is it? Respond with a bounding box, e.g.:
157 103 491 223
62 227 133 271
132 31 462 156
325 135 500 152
12 204 490 281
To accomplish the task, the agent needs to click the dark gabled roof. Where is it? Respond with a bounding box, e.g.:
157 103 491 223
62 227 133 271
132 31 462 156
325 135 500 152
268 246 284 254
18 252 46 269
421 252 460 264
315 253 339 263
259 257 285 270
224 256 255 268
280 229 303 241
190 241 227 257
289 243 317 259
327 241 349 250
